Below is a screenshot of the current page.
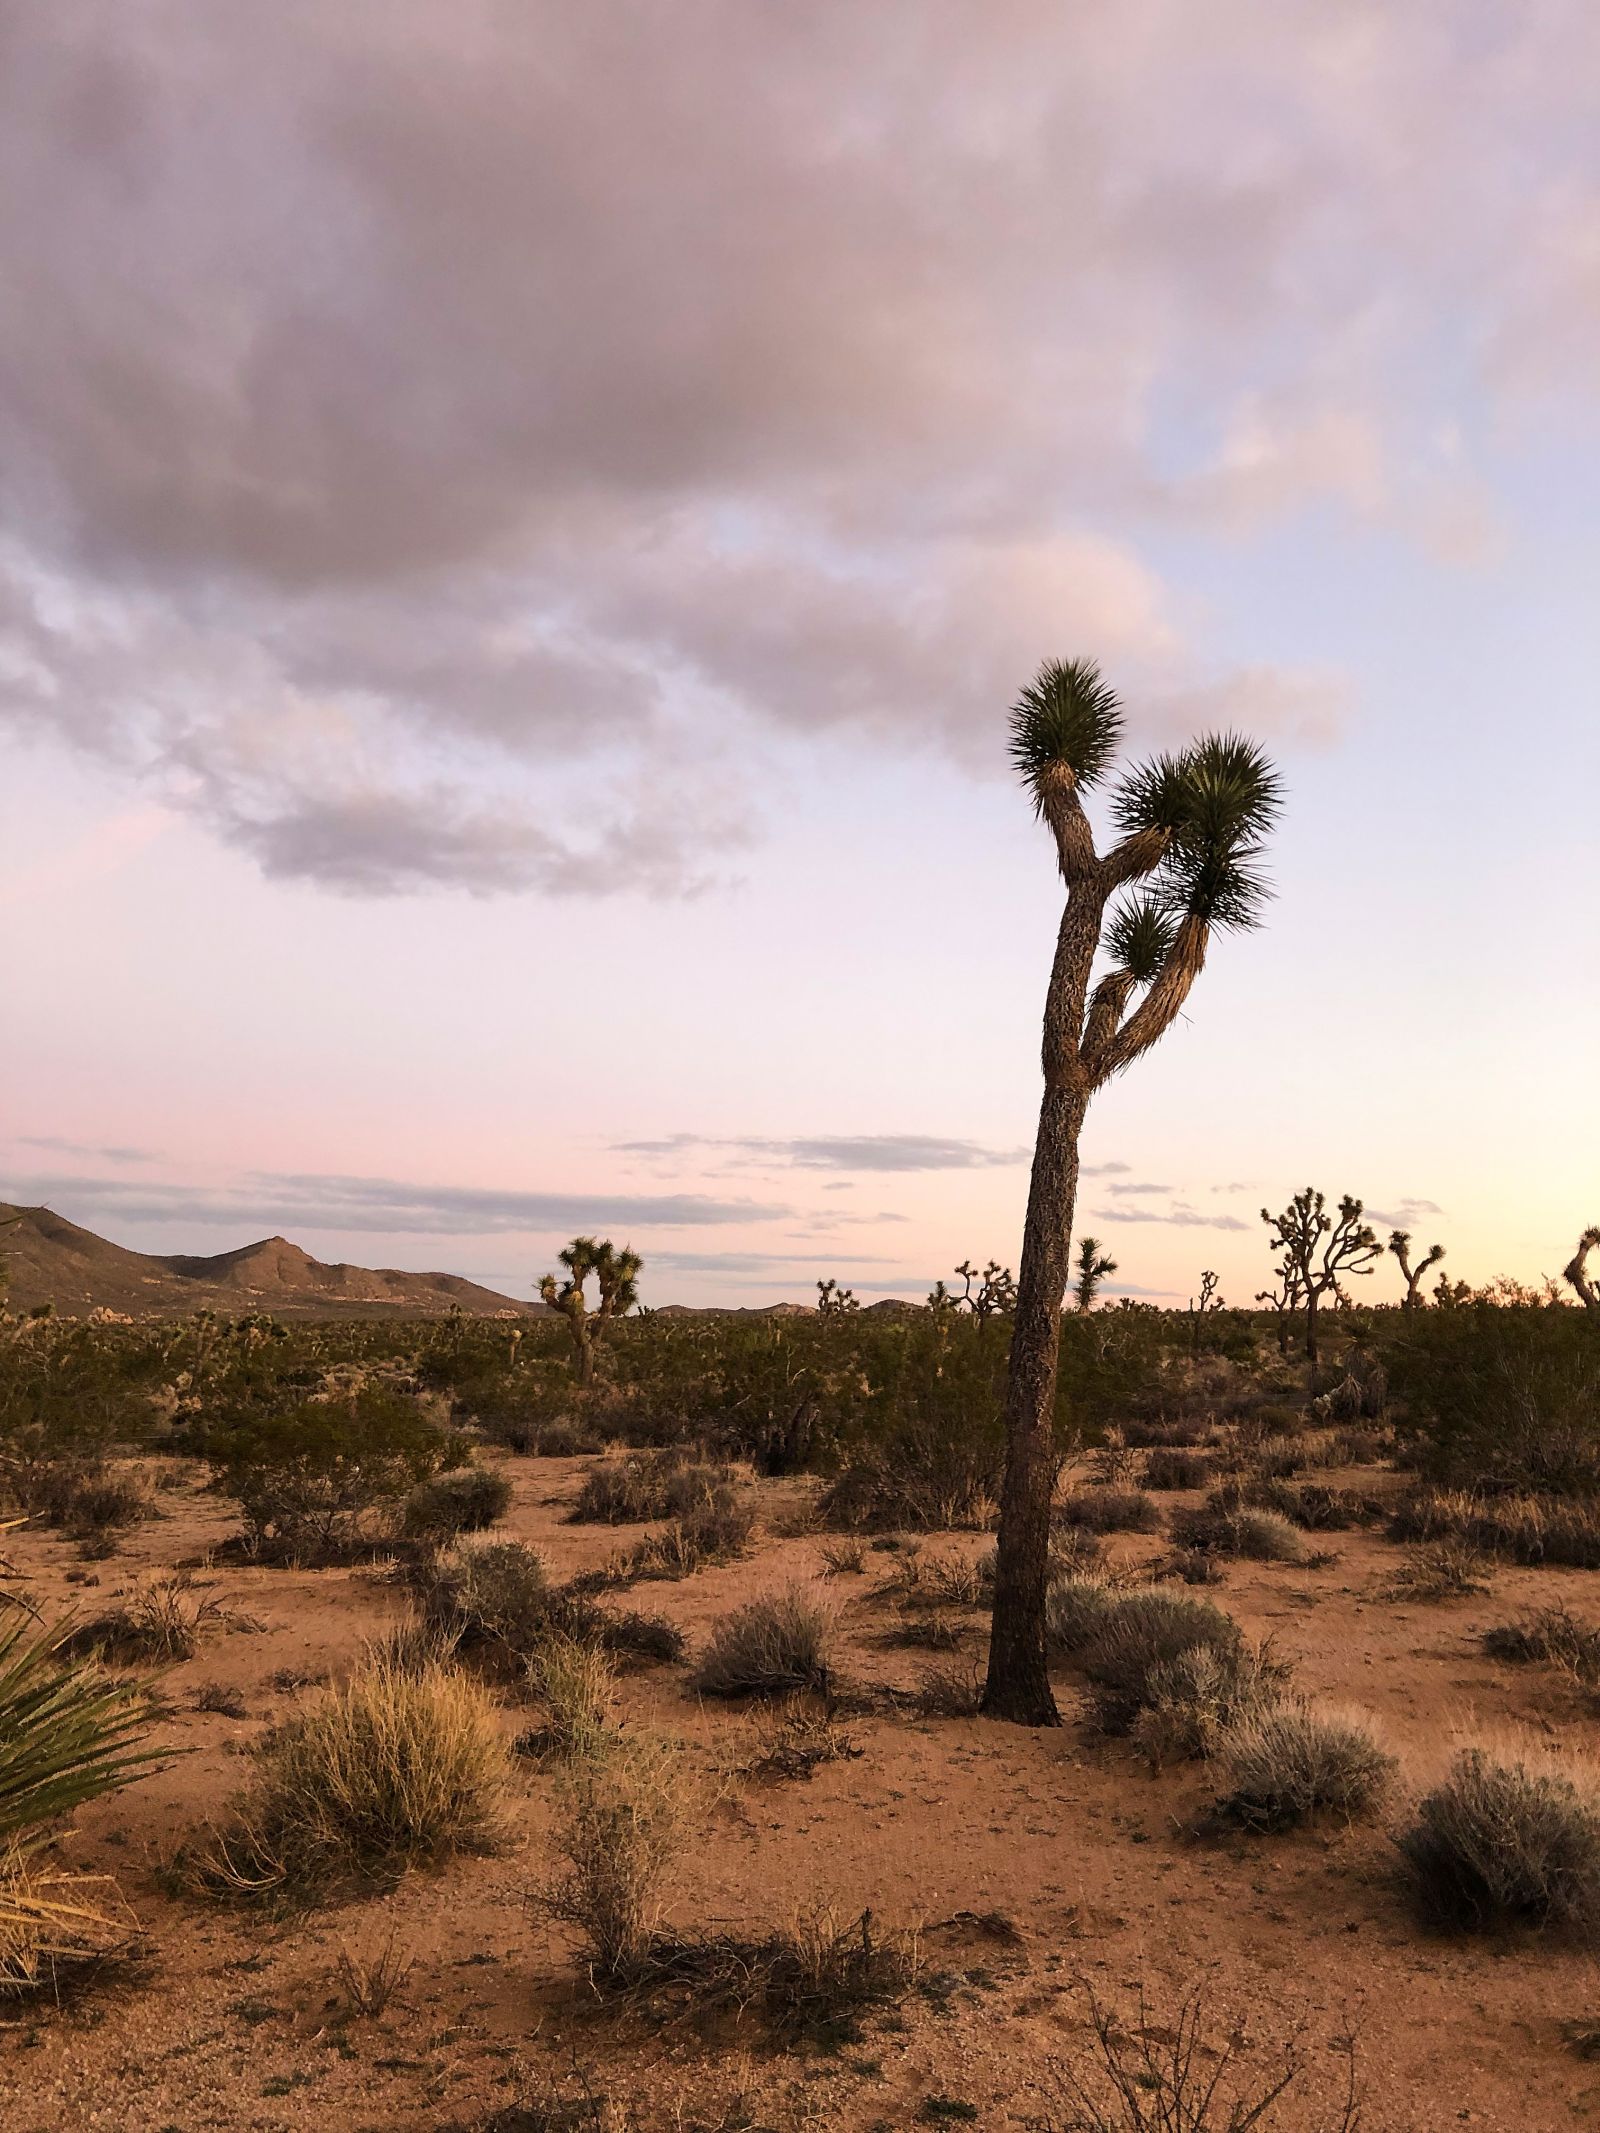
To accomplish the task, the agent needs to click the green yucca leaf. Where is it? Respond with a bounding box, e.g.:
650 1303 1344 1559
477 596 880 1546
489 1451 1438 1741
1109 748 1195 836
1008 659 1124 803
1104 897 1177 983
0 1616 164 1849
1154 732 1282 932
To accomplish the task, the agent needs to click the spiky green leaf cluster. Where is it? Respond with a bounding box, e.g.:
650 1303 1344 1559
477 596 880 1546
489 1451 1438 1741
0 1617 163 1849
1104 897 1177 983
1116 731 1281 934
1008 659 1124 804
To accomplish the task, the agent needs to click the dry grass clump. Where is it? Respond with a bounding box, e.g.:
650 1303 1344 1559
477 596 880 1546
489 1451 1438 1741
878 1614 966 1652
402 1465 513 1542
1214 1703 1396 1829
1485 1604 1600 1689
539 1730 702 1975
205 1650 504 1898
0 1854 142 1997
1055 1488 1163 1536
517 1635 615 1764
878 1544 987 1610
334 1926 415 2018
1232 1476 1377 1531
570 1450 737 1526
1391 1487 1600 1569
1384 1539 1492 1601
911 1661 986 1719
693 1588 834 1700
1169 1499 1310 1564
819 1537 866 1576
1142 1447 1214 1491
1399 1739 1600 1931
609 1490 755 1583
59 1574 237 1665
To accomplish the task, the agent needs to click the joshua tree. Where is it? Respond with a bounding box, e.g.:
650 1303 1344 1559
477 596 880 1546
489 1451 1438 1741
1260 1190 1379 1365
1255 1255 1304 1355
984 658 1281 1726
1072 1236 1118 1313
1388 1229 1445 1310
1187 1268 1224 1356
956 1258 1018 1319
1565 1227 1600 1313
816 1277 860 1316
539 1237 640 1386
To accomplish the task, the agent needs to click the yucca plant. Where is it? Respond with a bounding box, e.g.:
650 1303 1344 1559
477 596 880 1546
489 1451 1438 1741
985 659 1281 1724
1072 1237 1117 1314
0 1614 163 1994
0 1614 163 1850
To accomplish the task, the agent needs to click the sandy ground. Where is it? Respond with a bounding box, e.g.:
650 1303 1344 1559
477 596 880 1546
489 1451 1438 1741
5 1452 1600 2133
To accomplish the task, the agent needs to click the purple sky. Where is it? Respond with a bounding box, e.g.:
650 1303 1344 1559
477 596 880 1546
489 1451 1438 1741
4 5 1597 1306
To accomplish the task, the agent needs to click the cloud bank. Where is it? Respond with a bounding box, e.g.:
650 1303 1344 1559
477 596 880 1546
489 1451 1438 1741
4 5 1590 893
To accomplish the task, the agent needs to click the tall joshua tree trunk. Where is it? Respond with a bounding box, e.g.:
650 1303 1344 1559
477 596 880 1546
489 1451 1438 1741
987 1084 1086 1721
980 661 1281 1726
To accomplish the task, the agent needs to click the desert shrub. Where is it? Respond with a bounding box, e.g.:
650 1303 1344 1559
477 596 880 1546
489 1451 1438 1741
0 1442 149 1546
912 1661 986 1718
59 1574 236 1665
403 1463 513 1541
1169 1501 1309 1564
209 1387 463 1564
208 1652 503 1897
1385 1540 1492 1601
418 1541 683 1670
693 1588 834 1700
1143 1447 1213 1491
1055 1488 1163 1536
1044 1575 1116 1656
611 1488 755 1582
1075 1589 1250 1734
519 1636 615 1763
1130 1643 1286 1767
744 1700 861 1782
1042 1980 1360 2132
819 1537 866 1576
1387 1302 1600 1496
538 1730 698 1976
1399 1742 1600 1930
1167 1548 1227 1586
1485 1605 1600 1688
1215 1703 1395 1827
1323 1425 1388 1465
1241 1480 1375 1532
570 1449 737 1525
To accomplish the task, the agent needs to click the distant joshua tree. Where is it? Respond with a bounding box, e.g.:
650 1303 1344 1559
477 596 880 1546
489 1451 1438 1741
985 657 1281 1726
816 1278 860 1317
1261 1190 1380 1365
1187 1268 1224 1355
539 1237 640 1386
1389 1229 1445 1310
1255 1253 1304 1355
1565 1228 1600 1314
1072 1237 1118 1313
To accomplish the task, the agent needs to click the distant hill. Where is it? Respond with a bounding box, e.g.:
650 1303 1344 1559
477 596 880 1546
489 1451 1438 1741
0 1203 545 1320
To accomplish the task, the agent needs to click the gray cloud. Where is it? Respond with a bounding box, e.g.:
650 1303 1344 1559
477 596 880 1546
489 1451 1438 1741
1081 1162 1133 1177
1093 1202 1250 1231
17 1136 155 1164
647 1250 899 1275
1366 1198 1444 1229
2 1170 790 1236
615 1133 1027 1173
1105 1180 1174 1197
5 6 1584 892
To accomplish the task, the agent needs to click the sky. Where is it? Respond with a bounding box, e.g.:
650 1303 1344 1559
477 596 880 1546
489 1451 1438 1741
2 3 1597 1309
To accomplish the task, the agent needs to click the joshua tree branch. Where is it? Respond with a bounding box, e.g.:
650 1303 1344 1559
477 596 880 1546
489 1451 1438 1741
1086 915 1207 1085
1566 1228 1600 1313
1100 824 1171 888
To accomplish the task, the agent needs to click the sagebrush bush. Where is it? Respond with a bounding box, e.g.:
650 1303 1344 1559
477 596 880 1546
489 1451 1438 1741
1216 1702 1395 1827
1400 1741 1600 1930
1055 1488 1163 1536
1169 1500 1309 1563
208 1653 504 1897
693 1588 834 1699
1044 1575 1116 1656
417 1541 684 1671
1075 1589 1249 1733
1130 1643 1286 1767
402 1464 512 1541
570 1450 735 1525
611 1488 754 1581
